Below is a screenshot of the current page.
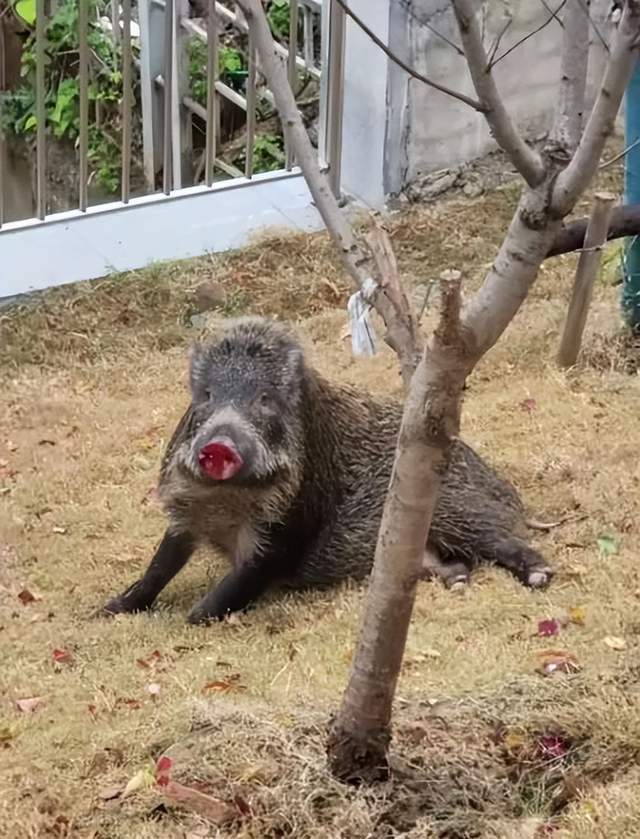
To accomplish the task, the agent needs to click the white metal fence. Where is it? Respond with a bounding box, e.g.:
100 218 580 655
0 0 345 297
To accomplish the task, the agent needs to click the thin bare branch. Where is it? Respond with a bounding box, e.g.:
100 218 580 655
451 0 546 187
539 0 565 28
546 203 640 258
397 0 465 56
491 1 567 69
552 1 640 216
486 15 513 69
333 0 485 113
599 136 640 169
576 0 610 53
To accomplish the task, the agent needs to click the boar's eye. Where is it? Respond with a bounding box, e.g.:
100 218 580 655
257 391 273 409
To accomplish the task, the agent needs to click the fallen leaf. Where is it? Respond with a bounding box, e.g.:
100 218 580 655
147 682 161 699
52 526 67 535
202 674 246 694
17 588 40 605
161 780 238 824
122 766 156 798
136 649 163 669
98 785 123 801
115 697 142 711
603 635 626 651
503 732 526 754
520 398 537 413
597 534 618 558
156 755 173 787
568 606 586 626
38 438 57 447
0 724 17 743
536 734 569 760
536 650 580 677
87 704 98 717
537 619 560 637
16 696 43 713
52 648 73 667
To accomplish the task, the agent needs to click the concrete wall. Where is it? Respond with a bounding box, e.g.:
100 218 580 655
341 0 617 205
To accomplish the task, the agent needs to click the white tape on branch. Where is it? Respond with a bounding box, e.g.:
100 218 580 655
347 277 378 357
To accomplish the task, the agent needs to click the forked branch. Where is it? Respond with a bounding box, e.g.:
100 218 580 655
450 0 546 187
552 0 640 214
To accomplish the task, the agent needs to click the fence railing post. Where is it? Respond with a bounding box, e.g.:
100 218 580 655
138 0 165 192
172 0 193 188
318 0 345 197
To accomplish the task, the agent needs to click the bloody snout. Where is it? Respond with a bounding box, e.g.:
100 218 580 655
198 437 243 480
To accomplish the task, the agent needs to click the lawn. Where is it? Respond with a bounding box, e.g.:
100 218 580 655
2 161 640 838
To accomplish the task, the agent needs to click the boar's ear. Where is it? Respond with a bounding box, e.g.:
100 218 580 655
188 342 209 398
282 344 305 393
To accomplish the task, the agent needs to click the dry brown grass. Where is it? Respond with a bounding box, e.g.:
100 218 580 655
2 159 640 838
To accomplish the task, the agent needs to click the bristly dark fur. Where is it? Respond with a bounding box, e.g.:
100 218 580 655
101 317 552 623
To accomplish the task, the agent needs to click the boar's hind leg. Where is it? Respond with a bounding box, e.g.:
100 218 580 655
488 536 553 589
187 561 278 624
101 529 196 615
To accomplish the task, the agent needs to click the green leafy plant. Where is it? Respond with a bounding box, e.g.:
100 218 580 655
232 132 284 173
3 0 138 194
189 38 247 105
267 0 290 40
12 0 36 26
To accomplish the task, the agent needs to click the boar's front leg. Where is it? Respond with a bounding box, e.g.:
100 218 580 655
187 560 279 624
101 528 196 615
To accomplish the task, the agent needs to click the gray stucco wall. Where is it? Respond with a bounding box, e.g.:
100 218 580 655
340 0 617 206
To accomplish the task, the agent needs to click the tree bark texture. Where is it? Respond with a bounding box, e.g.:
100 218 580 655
327 275 471 781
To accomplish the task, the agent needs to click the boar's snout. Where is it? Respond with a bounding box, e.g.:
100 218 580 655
198 437 243 480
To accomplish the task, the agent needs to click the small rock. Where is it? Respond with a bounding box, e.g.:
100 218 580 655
193 280 227 313
463 180 483 198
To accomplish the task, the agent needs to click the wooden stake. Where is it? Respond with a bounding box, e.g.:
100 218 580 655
557 191 617 369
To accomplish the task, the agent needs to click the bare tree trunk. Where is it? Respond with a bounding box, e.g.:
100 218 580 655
327 273 470 781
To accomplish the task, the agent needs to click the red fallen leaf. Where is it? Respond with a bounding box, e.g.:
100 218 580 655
202 674 246 694
537 618 560 637
536 649 580 677
16 696 43 713
536 734 569 760
156 755 173 787
136 649 163 669
17 588 40 605
52 648 73 666
520 397 537 413
160 778 238 824
115 697 142 711
88 704 98 717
